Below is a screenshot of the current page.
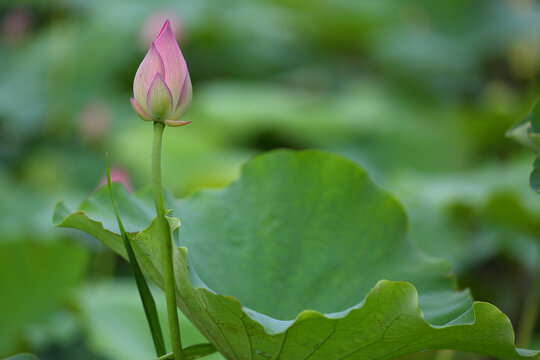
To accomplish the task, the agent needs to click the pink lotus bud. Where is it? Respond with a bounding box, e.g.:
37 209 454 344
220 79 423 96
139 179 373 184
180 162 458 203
131 20 192 127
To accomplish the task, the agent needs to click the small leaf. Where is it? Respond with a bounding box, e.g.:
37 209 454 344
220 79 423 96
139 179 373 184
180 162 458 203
507 99 540 152
183 344 218 359
530 156 540 193
156 344 218 360
530 100 540 133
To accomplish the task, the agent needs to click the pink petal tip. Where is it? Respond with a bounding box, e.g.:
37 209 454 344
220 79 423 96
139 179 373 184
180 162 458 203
156 20 171 41
164 120 191 127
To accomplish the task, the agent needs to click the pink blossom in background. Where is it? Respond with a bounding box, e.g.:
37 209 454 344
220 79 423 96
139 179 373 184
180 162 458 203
78 100 110 143
98 167 134 193
131 20 192 127
1 8 33 45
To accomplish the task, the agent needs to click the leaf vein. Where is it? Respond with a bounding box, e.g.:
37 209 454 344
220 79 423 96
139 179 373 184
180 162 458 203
302 321 337 360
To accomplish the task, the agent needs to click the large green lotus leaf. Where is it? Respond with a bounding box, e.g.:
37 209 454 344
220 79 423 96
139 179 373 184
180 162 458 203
53 150 539 360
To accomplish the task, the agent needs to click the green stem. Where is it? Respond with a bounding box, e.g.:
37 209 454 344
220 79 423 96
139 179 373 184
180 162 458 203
517 268 540 348
152 121 184 360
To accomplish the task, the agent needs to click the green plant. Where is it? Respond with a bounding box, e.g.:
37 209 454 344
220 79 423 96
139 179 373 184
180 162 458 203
54 150 540 360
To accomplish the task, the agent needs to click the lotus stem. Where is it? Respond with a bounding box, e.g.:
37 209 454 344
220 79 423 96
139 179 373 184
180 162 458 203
517 267 540 348
152 121 184 360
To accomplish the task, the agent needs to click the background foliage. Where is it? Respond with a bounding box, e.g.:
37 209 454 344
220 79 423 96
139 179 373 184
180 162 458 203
1 0 540 359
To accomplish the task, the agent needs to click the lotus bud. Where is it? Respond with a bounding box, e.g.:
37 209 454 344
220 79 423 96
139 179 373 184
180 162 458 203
131 20 192 127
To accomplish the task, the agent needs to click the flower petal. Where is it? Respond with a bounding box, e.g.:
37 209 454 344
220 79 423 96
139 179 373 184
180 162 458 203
169 73 193 120
154 20 187 108
130 98 153 121
133 44 165 112
146 73 173 120
164 120 191 127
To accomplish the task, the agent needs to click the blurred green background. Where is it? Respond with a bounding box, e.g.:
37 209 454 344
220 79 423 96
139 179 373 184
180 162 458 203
1 0 540 359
